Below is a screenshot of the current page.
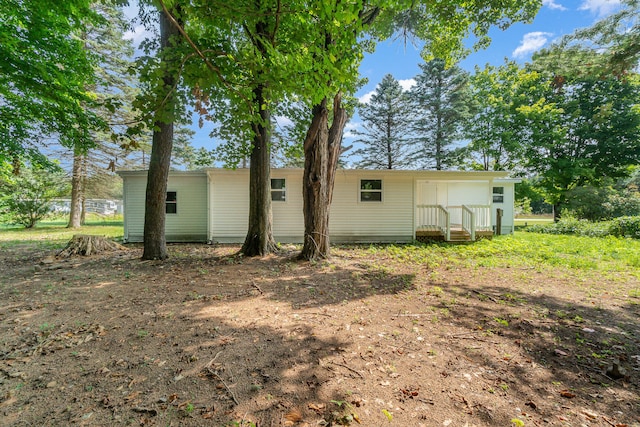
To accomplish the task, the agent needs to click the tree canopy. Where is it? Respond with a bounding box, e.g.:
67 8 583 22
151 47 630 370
0 0 104 164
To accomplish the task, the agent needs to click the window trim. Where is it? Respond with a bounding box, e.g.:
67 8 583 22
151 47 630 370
270 178 286 202
359 179 383 203
166 191 177 214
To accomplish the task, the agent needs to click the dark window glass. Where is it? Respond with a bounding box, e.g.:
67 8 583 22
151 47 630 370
271 179 286 201
166 191 177 214
360 179 382 202
493 187 504 203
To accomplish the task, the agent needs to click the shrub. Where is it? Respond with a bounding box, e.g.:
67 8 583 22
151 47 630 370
608 216 640 239
0 166 68 228
526 215 640 239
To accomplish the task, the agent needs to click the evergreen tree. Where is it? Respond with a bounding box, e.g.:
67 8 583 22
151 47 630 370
409 59 471 170
67 0 138 228
352 74 415 169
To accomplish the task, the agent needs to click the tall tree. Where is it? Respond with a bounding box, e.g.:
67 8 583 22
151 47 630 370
465 61 539 171
0 0 103 164
564 0 640 74
520 67 640 219
352 74 415 169
68 1 137 228
409 59 470 170
139 5 185 260
180 0 320 256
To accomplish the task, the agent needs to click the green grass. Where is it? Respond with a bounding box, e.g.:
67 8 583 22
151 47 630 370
0 214 123 249
514 216 554 227
369 232 640 275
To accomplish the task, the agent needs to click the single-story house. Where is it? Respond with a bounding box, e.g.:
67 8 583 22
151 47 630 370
117 168 519 244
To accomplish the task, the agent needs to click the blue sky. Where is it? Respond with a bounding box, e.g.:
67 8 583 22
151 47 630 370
123 0 624 152
348 0 623 145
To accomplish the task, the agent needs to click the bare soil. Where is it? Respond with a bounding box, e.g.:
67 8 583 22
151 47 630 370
0 243 639 426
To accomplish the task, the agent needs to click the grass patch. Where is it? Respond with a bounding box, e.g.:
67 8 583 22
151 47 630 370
369 232 640 275
0 214 123 250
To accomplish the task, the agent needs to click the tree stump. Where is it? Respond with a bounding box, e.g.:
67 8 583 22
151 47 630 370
57 234 127 258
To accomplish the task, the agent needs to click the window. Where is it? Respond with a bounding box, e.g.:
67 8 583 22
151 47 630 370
360 179 382 202
493 186 504 203
271 178 286 202
166 191 177 214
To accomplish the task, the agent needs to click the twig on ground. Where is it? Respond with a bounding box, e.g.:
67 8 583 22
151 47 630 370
206 367 239 405
204 353 239 405
471 289 499 303
330 361 364 378
251 281 264 294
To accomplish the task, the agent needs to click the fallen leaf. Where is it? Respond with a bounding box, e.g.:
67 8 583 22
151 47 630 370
285 409 303 423
382 409 393 421
308 403 325 413
560 390 576 398
554 349 568 357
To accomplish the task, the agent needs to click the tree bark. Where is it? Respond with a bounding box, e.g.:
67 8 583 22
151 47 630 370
142 8 179 260
67 150 85 228
241 84 277 256
299 93 348 261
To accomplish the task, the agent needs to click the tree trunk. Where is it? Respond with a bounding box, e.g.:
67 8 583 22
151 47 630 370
241 84 277 256
142 8 179 260
299 93 348 261
553 201 562 222
67 151 85 228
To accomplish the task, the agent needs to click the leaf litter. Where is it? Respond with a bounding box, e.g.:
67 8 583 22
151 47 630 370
0 243 638 426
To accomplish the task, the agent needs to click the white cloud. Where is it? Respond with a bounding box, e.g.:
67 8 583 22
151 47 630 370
579 0 622 17
123 24 148 45
359 78 416 104
398 78 417 91
275 115 294 128
358 90 376 104
343 121 360 139
543 0 567 10
512 32 553 58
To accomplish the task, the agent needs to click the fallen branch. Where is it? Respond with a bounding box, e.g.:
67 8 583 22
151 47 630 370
204 357 239 405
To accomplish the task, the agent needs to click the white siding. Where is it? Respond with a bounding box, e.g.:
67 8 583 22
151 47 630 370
491 181 516 234
209 170 305 243
121 168 517 243
329 171 414 242
209 170 249 242
121 172 208 242
122 175 146 242
272 172 305 241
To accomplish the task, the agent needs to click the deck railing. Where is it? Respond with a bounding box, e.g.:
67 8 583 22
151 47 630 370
461 205 475 241
417 204 491 241
416 204 450 241
463 205 492 230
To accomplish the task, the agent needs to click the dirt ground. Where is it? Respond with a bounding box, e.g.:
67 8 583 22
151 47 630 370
0 242 639 427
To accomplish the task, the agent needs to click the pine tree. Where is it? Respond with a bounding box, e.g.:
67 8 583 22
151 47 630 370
352 74 415 169
410 59 471 170
67 1 138 228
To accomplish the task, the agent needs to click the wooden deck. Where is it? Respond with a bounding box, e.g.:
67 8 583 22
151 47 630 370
415 226 493 243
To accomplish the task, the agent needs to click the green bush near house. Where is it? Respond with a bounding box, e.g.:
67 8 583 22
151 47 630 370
526 215 640 239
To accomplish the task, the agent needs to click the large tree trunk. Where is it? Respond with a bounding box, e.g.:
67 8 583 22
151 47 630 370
142 8 179 260
67 151 85 228
299 93 348 261
241 84 277 256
